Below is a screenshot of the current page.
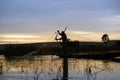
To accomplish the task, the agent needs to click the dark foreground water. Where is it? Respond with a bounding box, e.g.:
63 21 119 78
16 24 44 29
0 55 120 80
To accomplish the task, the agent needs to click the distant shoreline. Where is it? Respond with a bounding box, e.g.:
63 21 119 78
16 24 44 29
0 40 120 58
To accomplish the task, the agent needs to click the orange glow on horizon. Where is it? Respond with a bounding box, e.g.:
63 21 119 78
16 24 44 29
0 31 120 44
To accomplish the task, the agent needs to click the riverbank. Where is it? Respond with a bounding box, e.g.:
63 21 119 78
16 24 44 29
0 40 120 58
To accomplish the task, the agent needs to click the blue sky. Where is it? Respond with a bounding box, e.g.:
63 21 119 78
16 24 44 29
0 0 120 43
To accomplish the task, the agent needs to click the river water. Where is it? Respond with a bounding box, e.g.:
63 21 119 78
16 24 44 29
0 55 120 80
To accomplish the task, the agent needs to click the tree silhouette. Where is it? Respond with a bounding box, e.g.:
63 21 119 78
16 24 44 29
101 34 109 42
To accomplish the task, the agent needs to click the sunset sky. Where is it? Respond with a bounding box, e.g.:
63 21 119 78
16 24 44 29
0 0 120 44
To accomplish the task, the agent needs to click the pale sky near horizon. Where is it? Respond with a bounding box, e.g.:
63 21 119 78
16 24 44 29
0 0 120 44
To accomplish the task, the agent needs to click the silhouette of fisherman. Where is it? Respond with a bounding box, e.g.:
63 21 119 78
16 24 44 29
55 30 67 44
55 30 68 56
55 28 68 80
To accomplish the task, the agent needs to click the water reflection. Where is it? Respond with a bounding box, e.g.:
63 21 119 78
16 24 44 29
83 60 113 80
0 62 3 75
0 55 119 80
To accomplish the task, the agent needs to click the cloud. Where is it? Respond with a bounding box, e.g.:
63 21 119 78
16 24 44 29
0 32 57 44
101 15 120 24
69 31 93 35
98 14 120 32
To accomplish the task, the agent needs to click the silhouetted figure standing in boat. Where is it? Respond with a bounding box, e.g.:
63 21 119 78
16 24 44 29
55 30 68 57
55 30 68 47
55 29 68 80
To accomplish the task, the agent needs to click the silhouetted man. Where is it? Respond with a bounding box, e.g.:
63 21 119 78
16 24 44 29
55 30 67 44
55 30 68 80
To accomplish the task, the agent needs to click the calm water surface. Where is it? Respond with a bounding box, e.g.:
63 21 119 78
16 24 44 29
0 55 120 80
